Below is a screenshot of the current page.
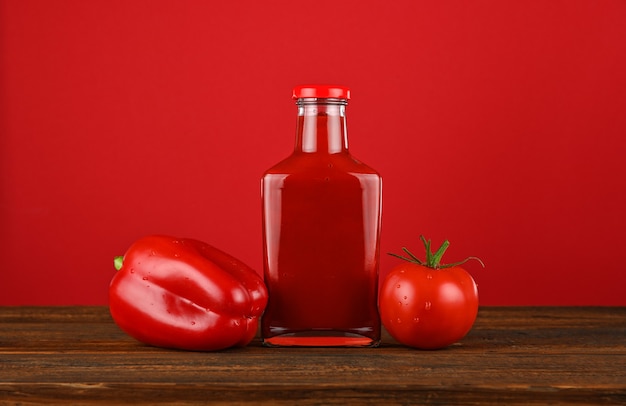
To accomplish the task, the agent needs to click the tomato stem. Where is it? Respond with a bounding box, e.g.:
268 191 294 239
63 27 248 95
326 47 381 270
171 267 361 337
114 256 124 271
388 235 484 270
402 247 423 264
430 238 449 266
421 236 432 266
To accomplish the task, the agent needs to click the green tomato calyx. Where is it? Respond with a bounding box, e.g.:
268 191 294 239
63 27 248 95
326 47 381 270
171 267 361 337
388 235 485 270
114 256 124 271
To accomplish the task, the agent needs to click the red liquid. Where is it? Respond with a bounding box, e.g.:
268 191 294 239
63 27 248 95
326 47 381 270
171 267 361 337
261 104 382 347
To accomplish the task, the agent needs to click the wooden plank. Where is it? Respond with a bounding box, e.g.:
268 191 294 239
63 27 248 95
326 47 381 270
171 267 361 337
1 306 625 404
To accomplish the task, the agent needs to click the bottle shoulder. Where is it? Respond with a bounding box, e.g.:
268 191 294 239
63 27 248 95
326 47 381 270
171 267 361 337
263 152 381 177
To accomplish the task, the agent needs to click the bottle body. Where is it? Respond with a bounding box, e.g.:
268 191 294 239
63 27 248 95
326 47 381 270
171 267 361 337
261 86 382 347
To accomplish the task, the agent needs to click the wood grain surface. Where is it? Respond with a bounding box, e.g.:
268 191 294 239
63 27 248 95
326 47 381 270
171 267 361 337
1 306 625 405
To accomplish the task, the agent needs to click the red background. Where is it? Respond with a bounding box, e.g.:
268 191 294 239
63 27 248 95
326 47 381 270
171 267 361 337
1 0 625 306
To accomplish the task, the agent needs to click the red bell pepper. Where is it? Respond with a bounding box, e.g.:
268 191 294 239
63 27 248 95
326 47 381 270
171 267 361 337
109 235 268 351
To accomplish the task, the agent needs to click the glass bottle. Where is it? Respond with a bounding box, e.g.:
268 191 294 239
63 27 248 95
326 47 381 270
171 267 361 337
261 85 382 347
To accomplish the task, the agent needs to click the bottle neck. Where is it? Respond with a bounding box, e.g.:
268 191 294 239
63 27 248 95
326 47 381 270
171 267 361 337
294 99 349 154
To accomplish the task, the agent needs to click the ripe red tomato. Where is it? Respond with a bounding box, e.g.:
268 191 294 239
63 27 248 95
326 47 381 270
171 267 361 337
379 236 483 350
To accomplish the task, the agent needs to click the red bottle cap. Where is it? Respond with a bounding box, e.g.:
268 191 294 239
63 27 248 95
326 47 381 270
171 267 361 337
292 85 351 100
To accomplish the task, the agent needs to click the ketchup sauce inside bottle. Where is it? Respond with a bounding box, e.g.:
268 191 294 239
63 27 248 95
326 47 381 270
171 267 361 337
261 85 382 347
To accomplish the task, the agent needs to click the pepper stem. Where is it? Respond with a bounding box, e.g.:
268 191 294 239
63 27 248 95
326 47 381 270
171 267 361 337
388 235 484 270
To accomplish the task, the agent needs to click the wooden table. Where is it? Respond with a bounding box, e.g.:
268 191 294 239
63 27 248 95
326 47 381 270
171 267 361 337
1 306 625 405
